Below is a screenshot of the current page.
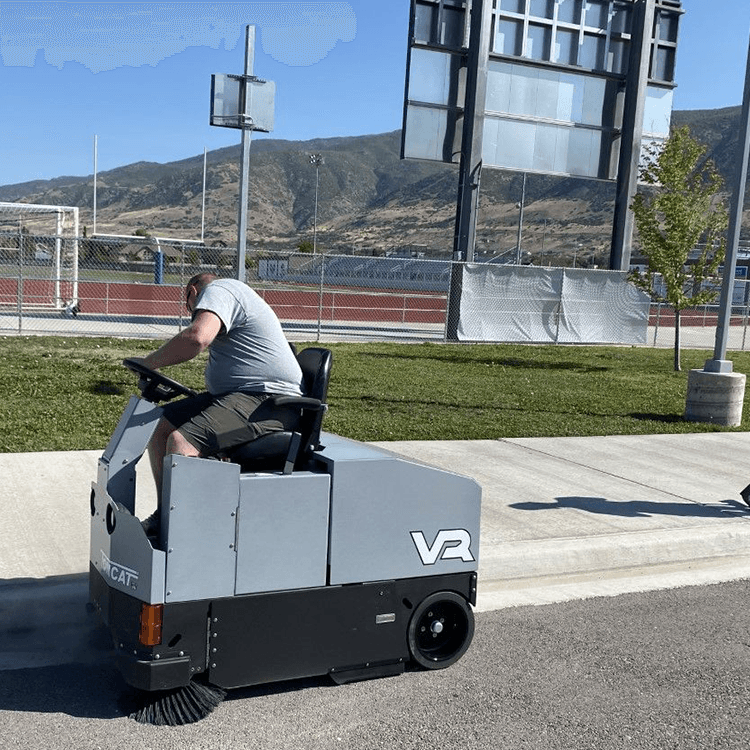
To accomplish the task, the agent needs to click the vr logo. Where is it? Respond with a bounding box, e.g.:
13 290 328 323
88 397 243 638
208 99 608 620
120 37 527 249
410 529 475 565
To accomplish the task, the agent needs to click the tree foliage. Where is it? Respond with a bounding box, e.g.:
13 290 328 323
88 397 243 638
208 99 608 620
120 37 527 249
630 126 728 370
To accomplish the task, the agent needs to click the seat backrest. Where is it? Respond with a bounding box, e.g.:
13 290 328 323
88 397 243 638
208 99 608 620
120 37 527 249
297 347 333 402
226 347 333 473
295 347 333 464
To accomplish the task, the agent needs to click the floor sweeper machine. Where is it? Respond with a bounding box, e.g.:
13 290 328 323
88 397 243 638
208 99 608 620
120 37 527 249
88 348 481 724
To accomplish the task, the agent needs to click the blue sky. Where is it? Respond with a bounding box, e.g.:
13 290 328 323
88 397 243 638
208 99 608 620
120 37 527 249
0 0 749 187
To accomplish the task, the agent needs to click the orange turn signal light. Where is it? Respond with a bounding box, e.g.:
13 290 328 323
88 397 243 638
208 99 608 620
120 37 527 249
139 603 164 647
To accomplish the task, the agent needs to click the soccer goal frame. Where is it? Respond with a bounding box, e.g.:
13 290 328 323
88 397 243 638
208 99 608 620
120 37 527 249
0 202 80 312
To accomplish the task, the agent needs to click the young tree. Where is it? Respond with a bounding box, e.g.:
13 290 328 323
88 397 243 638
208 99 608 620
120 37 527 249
630 126 728 371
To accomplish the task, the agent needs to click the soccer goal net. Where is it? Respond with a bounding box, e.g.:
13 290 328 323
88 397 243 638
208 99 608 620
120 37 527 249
0 202 80 312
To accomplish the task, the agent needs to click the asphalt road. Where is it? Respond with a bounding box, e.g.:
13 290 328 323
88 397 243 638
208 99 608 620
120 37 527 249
1 580 748 750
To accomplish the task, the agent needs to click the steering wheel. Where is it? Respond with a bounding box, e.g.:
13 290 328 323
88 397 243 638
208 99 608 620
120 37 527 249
123 357 199 403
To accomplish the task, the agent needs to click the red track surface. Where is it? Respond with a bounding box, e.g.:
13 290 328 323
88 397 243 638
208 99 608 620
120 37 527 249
2 278 743 328
0 279 448 324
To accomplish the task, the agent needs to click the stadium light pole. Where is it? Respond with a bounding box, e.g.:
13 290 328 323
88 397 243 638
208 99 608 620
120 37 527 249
93 135 98 235
309 153 323 254
201 147 207 244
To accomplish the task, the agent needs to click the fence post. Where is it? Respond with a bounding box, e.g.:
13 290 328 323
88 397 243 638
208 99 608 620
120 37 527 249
154 250 164 285
54 210 63 309
554 269 564 344
444 260 460 341
16 273 22 334
316 256 325 342
178 244 186 332
16 223 23 333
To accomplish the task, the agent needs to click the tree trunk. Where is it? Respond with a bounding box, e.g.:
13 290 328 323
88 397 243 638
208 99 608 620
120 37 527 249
674 307 681 372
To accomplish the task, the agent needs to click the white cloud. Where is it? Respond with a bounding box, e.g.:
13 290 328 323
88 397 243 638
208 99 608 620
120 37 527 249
0 2 357 72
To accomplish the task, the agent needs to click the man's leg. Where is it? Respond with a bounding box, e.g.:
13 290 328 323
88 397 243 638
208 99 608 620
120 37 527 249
148 393 213 502
165 428 203 459
148 419 206 499
144 419 205 539
148 417 174 504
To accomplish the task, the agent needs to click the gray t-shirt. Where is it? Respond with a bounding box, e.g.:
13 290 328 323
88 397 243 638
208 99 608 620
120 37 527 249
194 279 303 396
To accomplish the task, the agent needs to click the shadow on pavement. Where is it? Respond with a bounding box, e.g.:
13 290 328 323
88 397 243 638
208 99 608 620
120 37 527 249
0 661 126 719
510 496 750 518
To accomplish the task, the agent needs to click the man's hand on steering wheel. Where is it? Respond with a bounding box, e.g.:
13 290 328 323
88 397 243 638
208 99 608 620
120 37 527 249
122 358 199 403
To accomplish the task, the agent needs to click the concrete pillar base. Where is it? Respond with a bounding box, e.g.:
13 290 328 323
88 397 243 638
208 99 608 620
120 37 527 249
684 369 746 427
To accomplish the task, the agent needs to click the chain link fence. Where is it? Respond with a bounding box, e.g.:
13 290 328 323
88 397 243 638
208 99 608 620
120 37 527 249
2 233 750 350
648 302 750 351
0 235 449 342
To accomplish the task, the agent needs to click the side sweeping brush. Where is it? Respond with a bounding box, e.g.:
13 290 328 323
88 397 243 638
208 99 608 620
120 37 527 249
129 680 227 726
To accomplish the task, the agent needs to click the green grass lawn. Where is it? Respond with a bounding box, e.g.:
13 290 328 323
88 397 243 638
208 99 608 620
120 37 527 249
1 336 748 453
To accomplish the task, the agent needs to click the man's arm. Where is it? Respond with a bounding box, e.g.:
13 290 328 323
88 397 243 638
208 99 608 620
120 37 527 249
142 310 222 370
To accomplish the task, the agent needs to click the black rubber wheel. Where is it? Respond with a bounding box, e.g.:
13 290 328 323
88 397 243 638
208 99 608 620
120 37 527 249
407 591 475 670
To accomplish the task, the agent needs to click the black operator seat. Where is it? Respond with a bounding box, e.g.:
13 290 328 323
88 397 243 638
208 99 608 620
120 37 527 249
226 347 333 475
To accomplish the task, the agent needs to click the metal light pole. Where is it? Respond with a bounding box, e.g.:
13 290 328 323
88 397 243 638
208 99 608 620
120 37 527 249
93 135 98 235
201 147 207 244
515 172 526 265
236 25 255 281
210 24 275 281
684 27 750 426
309 153 323 254
705 32 750 373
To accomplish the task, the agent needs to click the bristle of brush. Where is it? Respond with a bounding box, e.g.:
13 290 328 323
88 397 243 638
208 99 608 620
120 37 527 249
129 680 226 726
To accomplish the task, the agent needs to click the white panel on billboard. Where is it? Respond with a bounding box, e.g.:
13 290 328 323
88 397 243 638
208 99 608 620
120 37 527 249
643 86 673 136
409 48 455 105
404 105 461 163
480 59 618 178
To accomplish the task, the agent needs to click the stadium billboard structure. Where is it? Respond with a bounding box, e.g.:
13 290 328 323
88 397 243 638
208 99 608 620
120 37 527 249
403 0 680 178
401 0 683 275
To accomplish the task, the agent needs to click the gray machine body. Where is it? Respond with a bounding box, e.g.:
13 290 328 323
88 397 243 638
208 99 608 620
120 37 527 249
90 397 481 608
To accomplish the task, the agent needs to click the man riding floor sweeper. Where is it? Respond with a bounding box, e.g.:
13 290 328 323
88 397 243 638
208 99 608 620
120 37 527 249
88 349 481 725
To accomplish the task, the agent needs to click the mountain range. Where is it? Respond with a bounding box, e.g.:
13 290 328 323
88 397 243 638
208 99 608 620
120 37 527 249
0 106 745 268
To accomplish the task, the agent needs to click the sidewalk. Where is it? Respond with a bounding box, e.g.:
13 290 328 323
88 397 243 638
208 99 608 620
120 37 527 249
3 433 750 607
3 434 750 670
375 433 750 610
